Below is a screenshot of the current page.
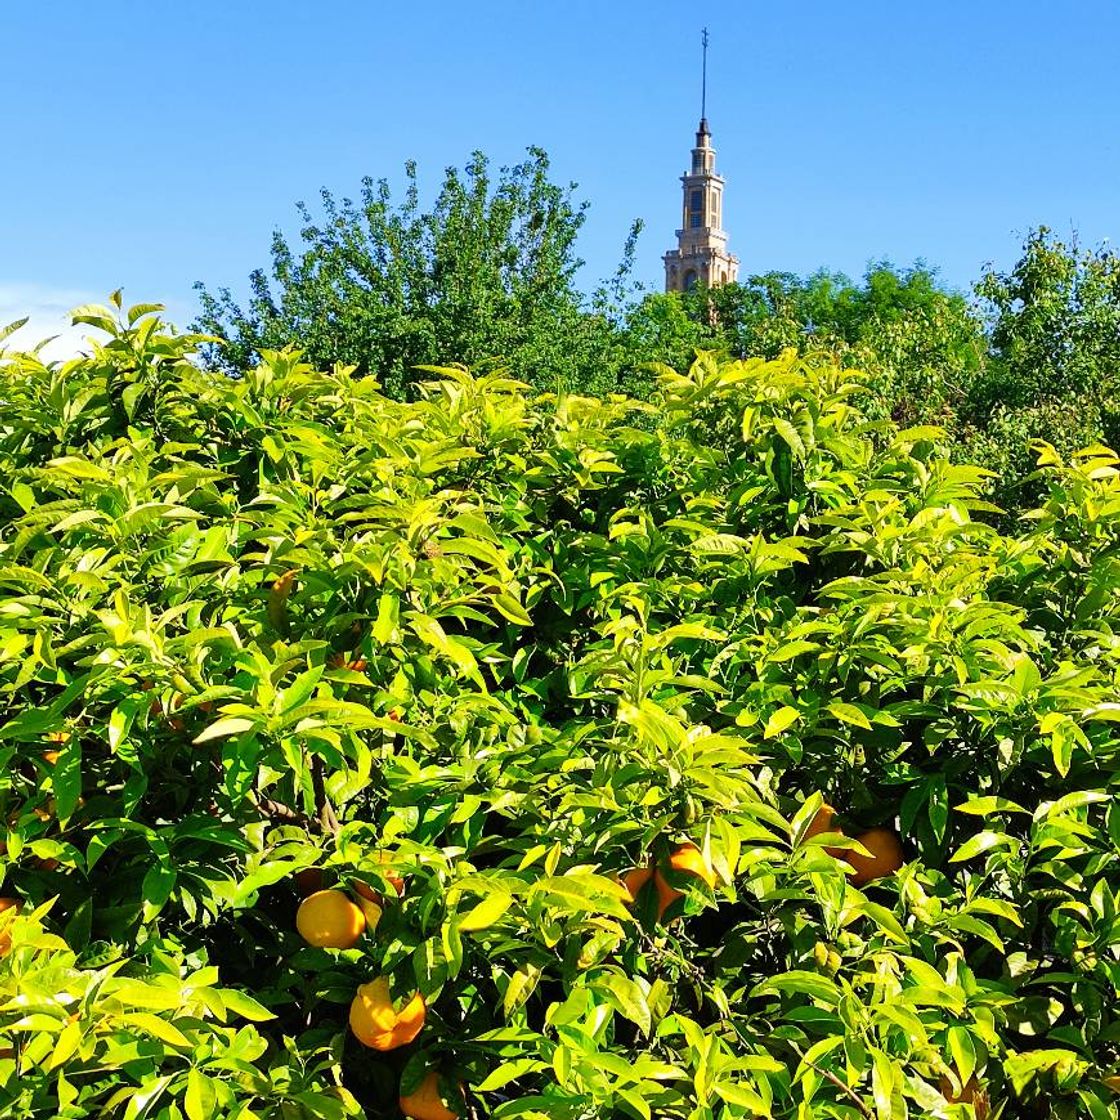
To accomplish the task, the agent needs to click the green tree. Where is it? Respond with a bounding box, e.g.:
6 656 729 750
706 271 810 357
696 263 981 357
846 265 987 430
974 226 1120 410
194 148 636 398
960 228 1120 510
612 290 721 394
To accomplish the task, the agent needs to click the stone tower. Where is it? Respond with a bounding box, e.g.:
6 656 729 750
663 119 739 293
663 31 739 293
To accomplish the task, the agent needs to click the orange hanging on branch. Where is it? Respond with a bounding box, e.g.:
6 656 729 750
400 1071 461 1120
295 889 366 949
349 977 426 1050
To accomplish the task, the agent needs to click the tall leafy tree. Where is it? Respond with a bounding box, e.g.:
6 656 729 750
194 149 635 397
961 228 1120 509
975 227 1120 406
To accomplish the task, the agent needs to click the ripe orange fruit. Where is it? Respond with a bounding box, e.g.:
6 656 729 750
804 802 835 839
350 882 385 930
620 866 654 904
668 842 716 888
846 827 904 886
653 843 717 918
668 842 717 886
355 895 383 930
653 871 682 917
400 1071 460 1120
623 845 717 921
295 889 366 949
0 898 21 956
349 976 426 1050
939 1075 989 1119
355 857 405 900
803 802 849 858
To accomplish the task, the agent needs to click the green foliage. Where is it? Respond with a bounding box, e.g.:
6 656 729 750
193 149 638 399
3 297 1120 1119
627 237 1120 518
962 228 1120 511
629 265 986 432
975 227 1120 409
612 291 720 396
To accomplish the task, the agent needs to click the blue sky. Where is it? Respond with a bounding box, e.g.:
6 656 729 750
2 1 1118 352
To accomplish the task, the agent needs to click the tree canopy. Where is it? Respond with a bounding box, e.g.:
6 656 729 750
194 149 637 398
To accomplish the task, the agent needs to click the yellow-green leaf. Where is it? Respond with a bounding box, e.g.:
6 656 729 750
764 706 801 738
459 892 513 932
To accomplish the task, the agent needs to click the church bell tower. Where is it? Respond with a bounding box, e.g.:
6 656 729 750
663 30 739 293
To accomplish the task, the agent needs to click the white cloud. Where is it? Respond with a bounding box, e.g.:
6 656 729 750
0 283 198 363
0 282 101 361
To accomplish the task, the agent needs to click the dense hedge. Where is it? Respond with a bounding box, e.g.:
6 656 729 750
2 299 1120 1119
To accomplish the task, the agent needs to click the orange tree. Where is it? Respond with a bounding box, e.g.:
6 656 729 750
1 296 1120 1118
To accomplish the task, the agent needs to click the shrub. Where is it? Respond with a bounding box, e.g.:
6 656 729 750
2 298 1120 1118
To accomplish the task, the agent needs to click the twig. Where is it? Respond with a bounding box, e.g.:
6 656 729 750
310 754 341 837
254 795 312 828
794 1049 874 1120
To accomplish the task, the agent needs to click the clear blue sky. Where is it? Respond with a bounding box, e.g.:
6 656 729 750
3 0 1118 347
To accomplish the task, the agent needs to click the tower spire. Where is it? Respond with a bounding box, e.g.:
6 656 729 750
662 33 738 294
701 27 709 125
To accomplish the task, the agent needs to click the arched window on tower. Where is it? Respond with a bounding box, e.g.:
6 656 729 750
683 270 698 291
689 189 703 229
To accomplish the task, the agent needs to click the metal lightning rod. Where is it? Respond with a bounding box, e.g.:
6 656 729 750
701 27 709 123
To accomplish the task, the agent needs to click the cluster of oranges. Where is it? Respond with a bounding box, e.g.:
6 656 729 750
621 842 717 922
293 864 461 1120
804 803 904 886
